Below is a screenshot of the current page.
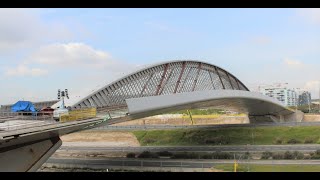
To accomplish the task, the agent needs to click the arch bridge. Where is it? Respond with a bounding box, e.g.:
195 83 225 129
0 60 303 172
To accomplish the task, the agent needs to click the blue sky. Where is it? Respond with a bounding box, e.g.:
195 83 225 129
1 8 320 104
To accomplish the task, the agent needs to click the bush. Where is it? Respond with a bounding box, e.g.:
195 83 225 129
274 137 284 145
212 152 233 159
261 151 273 160
310 150 320 159
293 151 304 159
243 152 251 159
171 152 198 159
304 154 311 159
311 154 320 159
171 152 199 159
304 138 314 144
287 138 301 144
137 151 159 159
200 154 212 159
272 153 285 159
204 136 230 145
157 151 173 157
284 151 295 159
126 152 136 158
143 138 156 144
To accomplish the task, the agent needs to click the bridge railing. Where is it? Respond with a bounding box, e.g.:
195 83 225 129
0 111 54 121
58 105 129 123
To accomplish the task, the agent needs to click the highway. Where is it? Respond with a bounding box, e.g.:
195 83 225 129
45 157 320 169
59 144 320 152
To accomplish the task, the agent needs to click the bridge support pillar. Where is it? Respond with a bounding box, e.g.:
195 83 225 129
249 110 304 124
0 136 62 172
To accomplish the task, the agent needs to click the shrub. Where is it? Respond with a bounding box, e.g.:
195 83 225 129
171 152 198 159
284 151 294 159
304 154 311 159
212 152 233 159
243 152 251 159
310 150 320 159
137 151 159 159
143 138 156 144
304 138 314 144
261 151 273 160
126 152 136 158
157 151 173 157
272 153 285 159
293 151 304 159
200 154 212 159
287 138 301 144
204 136 230 145
274 138 284 145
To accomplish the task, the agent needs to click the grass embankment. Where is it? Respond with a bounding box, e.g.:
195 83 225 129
133 126 320 146
214 164 320 172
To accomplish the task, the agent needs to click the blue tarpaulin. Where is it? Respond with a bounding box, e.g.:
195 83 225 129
11 101 37 112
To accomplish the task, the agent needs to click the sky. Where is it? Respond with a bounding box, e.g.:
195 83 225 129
1 8 320 105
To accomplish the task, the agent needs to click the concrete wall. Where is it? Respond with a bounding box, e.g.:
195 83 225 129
113 114 249 126
303 114 320 122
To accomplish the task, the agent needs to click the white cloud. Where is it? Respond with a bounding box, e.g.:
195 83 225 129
297 8 320 24
0 9 72 52
5 65 48 77
28 42 114 68
25 42 135 74
284 58 304 67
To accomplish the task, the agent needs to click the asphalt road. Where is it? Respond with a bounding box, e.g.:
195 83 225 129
59 144 320 152
46 157 320 169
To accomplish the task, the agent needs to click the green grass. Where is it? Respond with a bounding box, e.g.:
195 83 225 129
132 126 320 146
214 164 320 172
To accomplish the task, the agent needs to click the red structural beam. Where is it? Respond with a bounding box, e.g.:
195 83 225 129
155 64 169 95
215 66 225 89
173 62 186 93
192 62 202 92
140 72 155 95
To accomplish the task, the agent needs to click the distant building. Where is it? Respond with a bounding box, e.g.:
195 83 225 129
259 84 297 107
298 91 312 106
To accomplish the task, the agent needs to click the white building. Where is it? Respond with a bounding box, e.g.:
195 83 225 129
259 84 297 107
